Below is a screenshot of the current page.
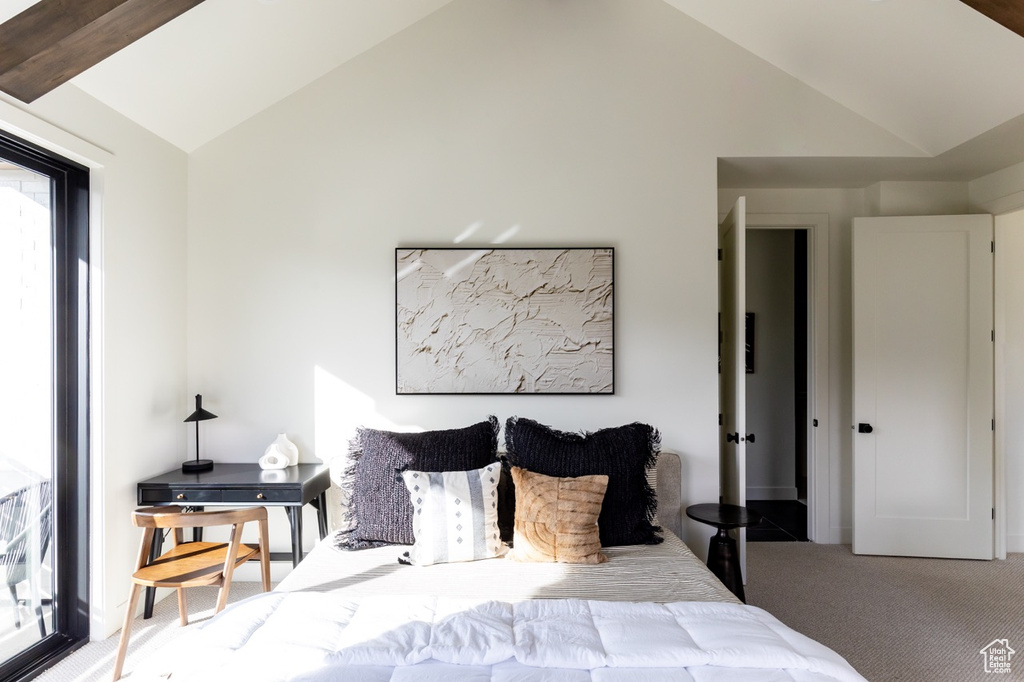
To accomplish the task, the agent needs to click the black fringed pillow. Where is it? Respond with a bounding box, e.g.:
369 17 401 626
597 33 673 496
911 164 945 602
335 416 499 550
503 417 663 547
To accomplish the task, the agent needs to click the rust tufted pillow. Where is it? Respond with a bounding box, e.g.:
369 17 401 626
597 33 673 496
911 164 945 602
507 467 608 565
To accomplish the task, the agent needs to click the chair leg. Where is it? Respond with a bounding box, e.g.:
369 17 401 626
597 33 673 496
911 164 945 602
177 587 188 626
215 523 243 614
215 581 232 614
259 518 271 592
260 556 271 593
112 583 142 681
8 585 20 629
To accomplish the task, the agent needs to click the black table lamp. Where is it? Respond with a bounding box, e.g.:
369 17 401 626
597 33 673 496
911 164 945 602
183 394 217 473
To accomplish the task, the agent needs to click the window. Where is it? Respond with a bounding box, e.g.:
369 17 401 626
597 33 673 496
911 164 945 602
0 129 89 679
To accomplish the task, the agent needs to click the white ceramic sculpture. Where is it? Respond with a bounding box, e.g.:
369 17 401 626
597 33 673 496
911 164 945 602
264 432 299 467
258 445 289 469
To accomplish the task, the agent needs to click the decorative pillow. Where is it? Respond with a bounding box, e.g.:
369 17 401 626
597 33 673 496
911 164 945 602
496 463 515 544
507 467 607 565
335 417 499 550
504 417 663 547
398 463 507 566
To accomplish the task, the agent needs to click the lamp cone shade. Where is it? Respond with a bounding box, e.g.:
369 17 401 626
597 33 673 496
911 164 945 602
182 394 217 473
184 393 217 422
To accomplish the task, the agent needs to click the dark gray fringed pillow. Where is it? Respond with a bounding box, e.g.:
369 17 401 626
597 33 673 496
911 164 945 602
503 416 663 547
335 416 499 550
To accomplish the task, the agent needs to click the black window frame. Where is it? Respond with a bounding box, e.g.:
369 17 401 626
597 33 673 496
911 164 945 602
0 128 90 681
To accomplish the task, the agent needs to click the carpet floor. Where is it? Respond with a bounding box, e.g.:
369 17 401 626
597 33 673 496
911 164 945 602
745 543 1024 681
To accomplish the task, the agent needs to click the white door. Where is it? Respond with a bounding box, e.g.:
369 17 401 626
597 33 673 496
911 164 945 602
853 215 994 559
719 197 747 569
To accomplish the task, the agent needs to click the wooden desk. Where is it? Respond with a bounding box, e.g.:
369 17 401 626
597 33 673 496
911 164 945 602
137 462 330 617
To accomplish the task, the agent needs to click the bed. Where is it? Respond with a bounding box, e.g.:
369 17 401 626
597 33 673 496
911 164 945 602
128 418 865 681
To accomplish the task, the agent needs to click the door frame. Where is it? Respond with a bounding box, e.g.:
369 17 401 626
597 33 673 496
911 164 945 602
0 127 90 679
736 213 830 543
993 208 1024 560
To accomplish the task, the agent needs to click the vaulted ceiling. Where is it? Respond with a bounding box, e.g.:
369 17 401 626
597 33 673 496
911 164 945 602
1 0 1022 186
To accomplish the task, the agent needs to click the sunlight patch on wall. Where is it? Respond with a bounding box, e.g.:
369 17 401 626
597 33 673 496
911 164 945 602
314 365 431 464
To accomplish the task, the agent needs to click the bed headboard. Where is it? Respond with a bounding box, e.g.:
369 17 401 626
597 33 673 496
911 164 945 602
653 451 682 539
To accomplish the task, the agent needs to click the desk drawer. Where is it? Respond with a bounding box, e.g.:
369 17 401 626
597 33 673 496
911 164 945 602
139 488 222 504
222 489 294 504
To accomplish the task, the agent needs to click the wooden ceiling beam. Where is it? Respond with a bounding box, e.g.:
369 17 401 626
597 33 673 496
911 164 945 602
0 0 206 103
959 0 1024 39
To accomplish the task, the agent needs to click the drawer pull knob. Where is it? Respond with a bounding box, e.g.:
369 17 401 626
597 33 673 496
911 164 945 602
256 493 265 500
176 493 185 500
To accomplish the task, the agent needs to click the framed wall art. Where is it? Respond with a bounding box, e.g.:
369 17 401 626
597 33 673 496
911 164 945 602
396 247 614 394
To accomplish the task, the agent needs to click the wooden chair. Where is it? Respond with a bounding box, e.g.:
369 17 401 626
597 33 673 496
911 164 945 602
112 506 271 680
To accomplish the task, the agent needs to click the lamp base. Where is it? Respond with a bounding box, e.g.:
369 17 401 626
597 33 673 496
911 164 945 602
181 458 214 474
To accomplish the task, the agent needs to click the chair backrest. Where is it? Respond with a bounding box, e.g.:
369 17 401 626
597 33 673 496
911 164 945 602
132 505 268 529
0 479 53 582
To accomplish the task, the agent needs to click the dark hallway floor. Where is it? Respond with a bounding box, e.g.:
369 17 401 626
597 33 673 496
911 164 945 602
746 499 808 541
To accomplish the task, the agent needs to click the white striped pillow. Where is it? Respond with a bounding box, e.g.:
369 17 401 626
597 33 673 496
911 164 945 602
400 463 508 566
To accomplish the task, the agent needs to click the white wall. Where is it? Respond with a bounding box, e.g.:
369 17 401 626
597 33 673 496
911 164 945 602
745 229 796 500
186 0 917 559
971 161 1024 215
865 181 970 217
0 85 189 638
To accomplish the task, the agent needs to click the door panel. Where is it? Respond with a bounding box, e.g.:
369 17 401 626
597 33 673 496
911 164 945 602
853 215 993 559
719 197 746 569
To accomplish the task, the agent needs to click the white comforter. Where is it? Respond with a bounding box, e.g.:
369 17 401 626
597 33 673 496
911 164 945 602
132 592 865 681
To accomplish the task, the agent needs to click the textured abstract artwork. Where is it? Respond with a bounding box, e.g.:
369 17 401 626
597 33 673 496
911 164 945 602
396 248 614 394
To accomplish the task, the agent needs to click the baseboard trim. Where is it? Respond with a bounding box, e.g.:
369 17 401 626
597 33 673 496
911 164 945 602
1007 534 1024 553
746 487 798 501
813 526 851 544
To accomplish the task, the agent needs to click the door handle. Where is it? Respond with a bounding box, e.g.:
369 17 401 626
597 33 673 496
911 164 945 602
857 423 874 434
745 433 755 443
726 432 740 443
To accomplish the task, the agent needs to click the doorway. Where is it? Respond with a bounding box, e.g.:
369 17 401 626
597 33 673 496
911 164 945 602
745 228 809 542
718 205 830 550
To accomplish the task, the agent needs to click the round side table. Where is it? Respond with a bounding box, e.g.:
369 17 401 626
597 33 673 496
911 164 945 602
685 502 763 603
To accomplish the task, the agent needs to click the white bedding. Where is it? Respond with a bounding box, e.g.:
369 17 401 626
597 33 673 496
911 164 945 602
132 592 866 681
123 517 863 681
274 531 739 604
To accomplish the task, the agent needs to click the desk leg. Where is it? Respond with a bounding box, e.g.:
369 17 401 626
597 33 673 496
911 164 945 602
192 505 204 542
707 528 746 603
314 491 328 540
142 530 164 619
285 506 303 567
